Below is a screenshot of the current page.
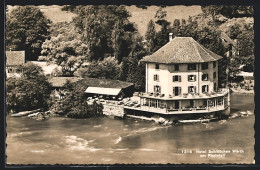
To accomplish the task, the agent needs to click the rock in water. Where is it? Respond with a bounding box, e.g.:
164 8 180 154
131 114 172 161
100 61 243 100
158 117 166 124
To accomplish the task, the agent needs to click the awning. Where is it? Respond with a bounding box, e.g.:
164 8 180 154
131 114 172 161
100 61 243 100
85 87 122 96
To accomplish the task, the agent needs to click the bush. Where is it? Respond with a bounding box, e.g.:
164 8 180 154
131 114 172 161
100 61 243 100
6 63 51 113
49 83 103 118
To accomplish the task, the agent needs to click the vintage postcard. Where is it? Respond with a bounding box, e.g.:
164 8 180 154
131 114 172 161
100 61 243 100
5 3 255 165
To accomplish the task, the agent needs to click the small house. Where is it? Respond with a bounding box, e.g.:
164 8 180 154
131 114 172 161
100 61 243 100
6 51 25 77
75 78 134 100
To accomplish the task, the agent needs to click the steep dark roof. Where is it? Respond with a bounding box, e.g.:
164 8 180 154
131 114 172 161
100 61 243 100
141 37 222 64
48 77 83 88
75 78 134 89
6 51 25 66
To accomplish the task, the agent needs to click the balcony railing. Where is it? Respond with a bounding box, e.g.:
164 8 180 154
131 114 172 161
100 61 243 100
139 88 228 100
139 104 225 114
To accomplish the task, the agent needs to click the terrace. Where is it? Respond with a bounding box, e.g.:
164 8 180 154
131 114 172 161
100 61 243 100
138 88 229 100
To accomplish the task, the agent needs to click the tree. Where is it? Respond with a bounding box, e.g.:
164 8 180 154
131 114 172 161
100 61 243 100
228 23 242 39
172 19 181 37
145 20 157 53
61 5 76 12
49 82 103 118
237 25 254 72
201 5 223 20
201 6 253 19
111 20 124 61
6 63 51 113
154 7 170 48
6 6 51 61
82 57 121 80
136 5 148 9
41 32 88 76
72 5 135 61
122 34 147 90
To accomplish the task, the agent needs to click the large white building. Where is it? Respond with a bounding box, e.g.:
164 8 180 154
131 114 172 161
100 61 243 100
137 36 230 115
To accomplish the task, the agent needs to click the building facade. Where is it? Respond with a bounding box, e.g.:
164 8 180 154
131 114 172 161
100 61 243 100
137 36 230 115
6 51 25 78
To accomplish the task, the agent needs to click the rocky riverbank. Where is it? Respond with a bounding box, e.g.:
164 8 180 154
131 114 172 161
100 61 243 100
27 110 60 120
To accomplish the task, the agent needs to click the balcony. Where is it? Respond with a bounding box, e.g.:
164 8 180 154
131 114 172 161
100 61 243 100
139 88 229 100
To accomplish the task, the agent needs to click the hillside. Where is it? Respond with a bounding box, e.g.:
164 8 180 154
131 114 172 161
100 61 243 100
125 5 202 36
7 5 253 37
7 5 202 36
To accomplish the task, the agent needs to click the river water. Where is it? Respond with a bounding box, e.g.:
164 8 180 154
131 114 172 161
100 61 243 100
6 93 255 164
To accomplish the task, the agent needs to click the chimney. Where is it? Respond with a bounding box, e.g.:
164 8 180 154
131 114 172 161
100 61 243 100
169 33 173 42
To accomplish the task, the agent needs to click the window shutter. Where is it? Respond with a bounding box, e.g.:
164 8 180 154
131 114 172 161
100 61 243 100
178 87 182 96
159 86 161 93
194 75 196 81
173 87 175 96
194 86 197 93
172 76 175 82
188 75 189 81
154 75 156 81
179 76 181 82
207 85 209 92
157 75 159 81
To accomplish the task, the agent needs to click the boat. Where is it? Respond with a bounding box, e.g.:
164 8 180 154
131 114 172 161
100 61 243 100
11 109 42 117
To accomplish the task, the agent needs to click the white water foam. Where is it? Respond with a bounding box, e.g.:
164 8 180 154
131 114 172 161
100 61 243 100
10 131 33 137
93 125 102 128
114 137 122 144
138 148 156 152
64 135 100 152
31 150 45 153
125 126 165 138
230 110 254 119
115 148 129 151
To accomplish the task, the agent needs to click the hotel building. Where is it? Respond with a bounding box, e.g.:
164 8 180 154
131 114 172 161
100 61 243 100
138 36 230 115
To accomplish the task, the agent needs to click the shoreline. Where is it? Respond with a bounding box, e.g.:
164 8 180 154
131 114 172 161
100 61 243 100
230 88 254 94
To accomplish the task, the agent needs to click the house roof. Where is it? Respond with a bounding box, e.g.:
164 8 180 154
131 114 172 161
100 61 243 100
29 61 60 75
85 87 122 96
48 77 83 88
236 71 254 77
75 78 134 89
6 51 25 66
141 37 222 64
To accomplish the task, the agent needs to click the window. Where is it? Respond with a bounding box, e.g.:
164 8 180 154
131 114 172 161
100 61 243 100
213 72 216 79
174 64 179 71
155 64 160 69
202 74 208 81
173 86 181 96
188 86 196 93
213 61 216 68
188 75 196 82
214 83 217 91
202 85 209 93
202 63 208 70
154 85 161 94
154 74 159 81
173 75 181 82
188 64 196 70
